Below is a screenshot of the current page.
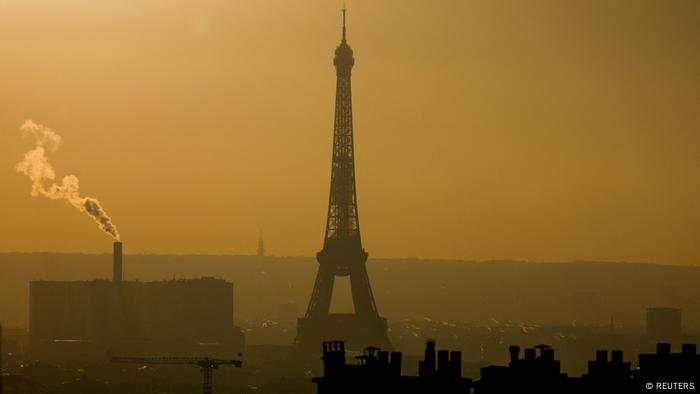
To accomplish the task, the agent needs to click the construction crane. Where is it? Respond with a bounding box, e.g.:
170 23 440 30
111 356 242 394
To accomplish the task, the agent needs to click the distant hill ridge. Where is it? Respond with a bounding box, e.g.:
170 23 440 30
1 253 699 329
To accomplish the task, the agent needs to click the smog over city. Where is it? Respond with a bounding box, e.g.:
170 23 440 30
1 1 699 394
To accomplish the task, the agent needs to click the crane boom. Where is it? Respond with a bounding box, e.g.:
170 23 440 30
111 356 242 367
111 356 242 394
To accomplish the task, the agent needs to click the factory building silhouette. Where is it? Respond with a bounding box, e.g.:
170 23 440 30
28 242 244 358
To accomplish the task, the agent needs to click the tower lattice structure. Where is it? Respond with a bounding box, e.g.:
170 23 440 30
296 9 391 353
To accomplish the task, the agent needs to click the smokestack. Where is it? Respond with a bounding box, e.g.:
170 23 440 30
113 241 122 282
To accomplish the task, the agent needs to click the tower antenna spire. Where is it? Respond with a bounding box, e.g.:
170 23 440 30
342 6 347 42
257 228 265 257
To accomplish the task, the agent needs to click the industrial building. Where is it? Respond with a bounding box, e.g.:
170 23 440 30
28 242 244 358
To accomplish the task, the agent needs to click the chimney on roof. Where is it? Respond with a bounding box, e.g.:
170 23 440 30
657 343 671 355
596 350 608 363
682 344 696 356
611 350 623 363
437 350 449 375
390 352 402 376
450 351 462 378
509 345 520 364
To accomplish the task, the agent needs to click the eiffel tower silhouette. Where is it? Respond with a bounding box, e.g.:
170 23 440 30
295 9 391 353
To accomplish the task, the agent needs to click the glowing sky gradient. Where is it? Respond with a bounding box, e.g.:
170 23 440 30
1 0 698 264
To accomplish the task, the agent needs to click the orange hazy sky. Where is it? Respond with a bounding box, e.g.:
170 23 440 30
0 0 698 264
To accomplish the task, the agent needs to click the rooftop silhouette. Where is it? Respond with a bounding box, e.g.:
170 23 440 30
313 340 699 394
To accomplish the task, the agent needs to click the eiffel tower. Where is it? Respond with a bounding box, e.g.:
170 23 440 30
295 9 391 353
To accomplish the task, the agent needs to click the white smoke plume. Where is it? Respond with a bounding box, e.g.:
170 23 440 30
15 120 120 240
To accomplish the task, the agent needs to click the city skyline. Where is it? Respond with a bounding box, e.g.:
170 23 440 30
1 4 699 392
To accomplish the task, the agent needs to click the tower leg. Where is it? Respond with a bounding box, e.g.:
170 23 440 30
305 265 336 318
349 264 378 316
201 366 213 394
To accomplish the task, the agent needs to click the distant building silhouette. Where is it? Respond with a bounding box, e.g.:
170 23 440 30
296 9 390 352
313 340 471 394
